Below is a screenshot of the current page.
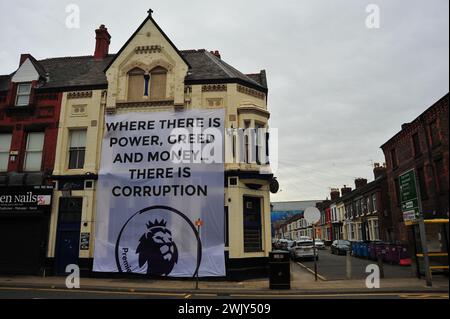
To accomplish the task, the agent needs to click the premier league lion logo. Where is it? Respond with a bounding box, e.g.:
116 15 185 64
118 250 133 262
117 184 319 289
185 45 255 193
135 219 178 276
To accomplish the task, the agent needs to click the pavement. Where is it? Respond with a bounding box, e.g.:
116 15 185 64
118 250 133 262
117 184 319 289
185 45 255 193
0 262 448 298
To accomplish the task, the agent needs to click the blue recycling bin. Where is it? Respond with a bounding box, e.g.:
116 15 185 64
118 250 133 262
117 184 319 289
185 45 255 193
360 243 370 258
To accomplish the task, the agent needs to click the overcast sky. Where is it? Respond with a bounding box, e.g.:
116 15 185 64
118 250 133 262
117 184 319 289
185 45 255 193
1 0 448 201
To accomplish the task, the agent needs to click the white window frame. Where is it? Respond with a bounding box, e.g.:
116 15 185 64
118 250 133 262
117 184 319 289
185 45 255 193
15 83 32 106
24 132 44 172
0 133 12 172
68 129 87 169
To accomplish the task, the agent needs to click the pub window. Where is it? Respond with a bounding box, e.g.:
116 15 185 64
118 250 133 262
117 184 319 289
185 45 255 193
391 148 398 169
24 132 44 172
412 133 421 157
417 167 428 200
68 129 87 169
149 66 167 100
0 133 12 172
127 67 145 101
15 83 32 106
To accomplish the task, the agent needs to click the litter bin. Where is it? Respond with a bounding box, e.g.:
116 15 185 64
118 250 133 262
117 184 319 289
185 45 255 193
269 251 290 289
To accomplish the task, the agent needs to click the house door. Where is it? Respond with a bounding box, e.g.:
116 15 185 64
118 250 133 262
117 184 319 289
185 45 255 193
55 197 82 275
243 196 262 252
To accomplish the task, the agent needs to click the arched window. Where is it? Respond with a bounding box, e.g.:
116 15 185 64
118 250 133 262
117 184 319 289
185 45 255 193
149 66 167 100
127 67 145 101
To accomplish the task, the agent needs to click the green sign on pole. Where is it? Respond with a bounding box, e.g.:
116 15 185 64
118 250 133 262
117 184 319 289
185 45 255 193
399 169 420 222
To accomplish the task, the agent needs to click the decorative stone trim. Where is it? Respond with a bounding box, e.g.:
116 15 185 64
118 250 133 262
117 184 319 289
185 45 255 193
67 91 92 99
116 100 174 108
237 85 265 100
135 45 162 54
202 84 227 92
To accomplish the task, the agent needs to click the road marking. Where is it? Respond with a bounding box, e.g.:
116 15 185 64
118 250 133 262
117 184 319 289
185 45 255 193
0 286 185 297
296 262 327 281
399 293 449 299
184 294 191 299
231 292 449 298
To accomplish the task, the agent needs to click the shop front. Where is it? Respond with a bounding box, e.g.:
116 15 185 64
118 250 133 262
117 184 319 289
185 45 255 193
0 186 53 275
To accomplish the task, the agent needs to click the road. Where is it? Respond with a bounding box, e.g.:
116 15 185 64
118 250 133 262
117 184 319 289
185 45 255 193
0 287 447 299
294 249 414 280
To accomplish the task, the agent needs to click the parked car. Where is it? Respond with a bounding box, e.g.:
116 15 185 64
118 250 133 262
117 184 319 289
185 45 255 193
314 239 326 250
278 239 295 252
291 240 319 260
331 240 352 255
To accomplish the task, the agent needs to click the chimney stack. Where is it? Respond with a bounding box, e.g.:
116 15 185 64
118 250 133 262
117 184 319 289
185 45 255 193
19 54 31 66
355 178 368 189
94 25 111 60
330 188 340 201
373 162 387 180
341 185 352 196
210 50 221 59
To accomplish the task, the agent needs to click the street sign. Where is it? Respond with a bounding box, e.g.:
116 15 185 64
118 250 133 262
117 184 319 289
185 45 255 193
399 169 420 222
304 207 321 225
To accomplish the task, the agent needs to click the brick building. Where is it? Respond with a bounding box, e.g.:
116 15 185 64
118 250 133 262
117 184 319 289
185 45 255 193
381 93 449 243
0 55 63 274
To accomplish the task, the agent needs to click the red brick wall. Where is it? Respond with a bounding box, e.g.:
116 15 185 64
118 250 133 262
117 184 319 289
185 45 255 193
382 94 449 243
0 81 62 175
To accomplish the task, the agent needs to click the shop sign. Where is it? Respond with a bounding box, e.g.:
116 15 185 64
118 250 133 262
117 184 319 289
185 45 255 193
0 186 53 212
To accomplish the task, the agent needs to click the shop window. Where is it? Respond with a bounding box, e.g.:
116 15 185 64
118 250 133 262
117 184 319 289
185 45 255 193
412 133 421 157
0 133 12 172
127 67 145 101
149 66 167 100
68 129 87 169
15 83 32 106
24 132 44 172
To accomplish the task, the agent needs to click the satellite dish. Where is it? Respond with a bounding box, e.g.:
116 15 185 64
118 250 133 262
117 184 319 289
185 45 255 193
304 207 321 225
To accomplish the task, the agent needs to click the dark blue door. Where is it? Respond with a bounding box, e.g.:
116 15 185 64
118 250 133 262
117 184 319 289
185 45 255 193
55 197 82 275
243 196 262 252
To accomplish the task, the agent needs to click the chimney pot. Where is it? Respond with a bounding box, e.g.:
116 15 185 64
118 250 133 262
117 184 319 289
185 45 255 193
355 178 368 189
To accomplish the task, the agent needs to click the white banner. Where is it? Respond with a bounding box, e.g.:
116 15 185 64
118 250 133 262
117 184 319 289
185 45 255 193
93 109 225 277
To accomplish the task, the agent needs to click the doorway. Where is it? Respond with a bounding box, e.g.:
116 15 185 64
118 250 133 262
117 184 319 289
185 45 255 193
243 196 262 252
55 197 82 275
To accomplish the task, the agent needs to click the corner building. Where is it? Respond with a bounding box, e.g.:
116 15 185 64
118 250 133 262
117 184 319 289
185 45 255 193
44 12 274 277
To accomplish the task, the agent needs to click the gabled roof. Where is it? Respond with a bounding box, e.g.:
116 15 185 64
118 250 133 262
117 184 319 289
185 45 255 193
104 12 191 72
0 50 266 93
27 55 47 79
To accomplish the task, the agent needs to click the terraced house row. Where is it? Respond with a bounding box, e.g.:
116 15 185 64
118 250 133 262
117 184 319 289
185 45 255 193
0 11 275 277
275 94 448 249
